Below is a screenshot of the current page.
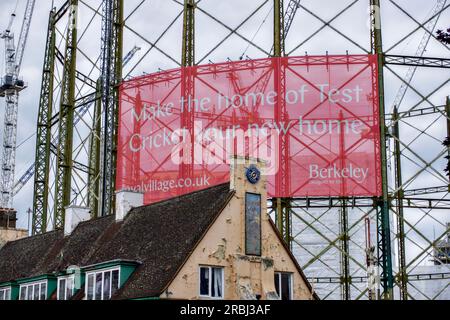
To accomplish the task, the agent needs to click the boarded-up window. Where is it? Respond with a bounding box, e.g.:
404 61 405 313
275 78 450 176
245 193 262 256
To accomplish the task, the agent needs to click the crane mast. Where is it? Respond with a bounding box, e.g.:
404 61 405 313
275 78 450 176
0 0 35 209
12 45 141 198
389 0 446 113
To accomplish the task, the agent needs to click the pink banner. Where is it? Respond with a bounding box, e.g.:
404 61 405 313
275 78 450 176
117 55 382 204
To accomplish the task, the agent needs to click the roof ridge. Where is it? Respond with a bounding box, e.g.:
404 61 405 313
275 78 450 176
2 213 114 247
74 213 113 228
2 228 62 246
130 182 231 212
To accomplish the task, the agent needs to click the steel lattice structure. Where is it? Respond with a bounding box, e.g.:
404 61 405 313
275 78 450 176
24 0 450 300
0 0 35 209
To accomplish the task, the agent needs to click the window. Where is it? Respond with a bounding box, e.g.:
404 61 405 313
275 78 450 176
0 287 11 300
245 193 262 256
19 281 47 301
199 266 224 299
274 273 292 300
85 268 120 300
57 276 75 300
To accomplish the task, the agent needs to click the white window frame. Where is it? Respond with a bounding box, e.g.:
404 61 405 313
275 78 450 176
0 287 11 300
198 266 224 299
19 280 48 301
57 275 75 300
84 267 120 301
274 272 293 300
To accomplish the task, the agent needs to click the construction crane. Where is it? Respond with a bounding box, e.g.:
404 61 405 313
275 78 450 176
12 45 141 197
254 0 302 102
0 0 36 209
14 0 299 198
284 0 301 42
123 45 141 66
265 0 301 56
389 0 447 113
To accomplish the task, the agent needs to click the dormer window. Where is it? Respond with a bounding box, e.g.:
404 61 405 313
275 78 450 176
19 281 47 301
82 260 138 300
57 276 75 300
85 268 120 300
0 287 11 300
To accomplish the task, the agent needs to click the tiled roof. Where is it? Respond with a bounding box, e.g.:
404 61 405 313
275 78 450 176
0 183 234 299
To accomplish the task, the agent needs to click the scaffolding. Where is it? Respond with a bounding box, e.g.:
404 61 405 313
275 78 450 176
23 0 450 300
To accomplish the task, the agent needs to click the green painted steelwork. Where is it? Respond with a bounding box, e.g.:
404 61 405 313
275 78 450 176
393 107 407 300
25 0 450 300
273 0 292 248
370 0 394 300
446 97 450 192
53 0 78 229
180 0 196 179
88 80 102 218
100 0 124 217
273 0 285 57
182 0 195 67
339 114 350 300
31 9 56 235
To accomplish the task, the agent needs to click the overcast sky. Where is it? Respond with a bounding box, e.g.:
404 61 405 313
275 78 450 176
0 0 448 257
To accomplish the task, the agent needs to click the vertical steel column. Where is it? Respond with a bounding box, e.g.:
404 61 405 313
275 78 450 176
132 91 142 184
273 0 291 246
340 201 350 299
180 0 195 182
370 0 394 299
446 97 450 191
100 0 123 216
274 0 285 57
393 107 407 299
31 10 56 235
365 217 377 300
339 111 350 300
54 1 78 229
182 0 195 67
87 80 102 218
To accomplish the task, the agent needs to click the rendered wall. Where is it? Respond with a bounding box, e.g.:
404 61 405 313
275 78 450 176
0 228 28 249
161 158 314 300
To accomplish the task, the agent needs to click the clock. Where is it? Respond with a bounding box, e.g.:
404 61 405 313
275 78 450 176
245 165 261 184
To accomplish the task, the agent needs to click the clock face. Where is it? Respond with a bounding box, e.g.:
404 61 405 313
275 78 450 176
246 165 261 184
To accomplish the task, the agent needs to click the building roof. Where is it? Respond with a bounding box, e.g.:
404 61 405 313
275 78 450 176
102 183 235 299
0 214 116 283
0 182 317 299
0 183 234 299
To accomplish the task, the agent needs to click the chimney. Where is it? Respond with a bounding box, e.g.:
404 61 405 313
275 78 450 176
64 206 91 236
0 208 17 229
115 190 144 222
0 208 27 248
